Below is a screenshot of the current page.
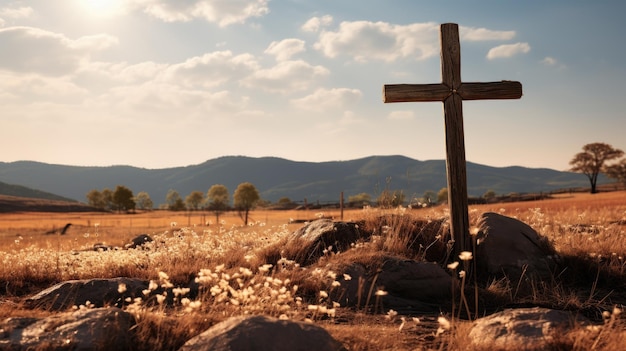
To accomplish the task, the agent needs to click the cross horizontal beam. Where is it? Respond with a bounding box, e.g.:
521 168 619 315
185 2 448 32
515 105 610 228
383 81 522 103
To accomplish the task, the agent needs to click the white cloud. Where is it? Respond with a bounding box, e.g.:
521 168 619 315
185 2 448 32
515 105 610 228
542 56 557 65
137 0 269 26
0 6 34 19
314 21 440 62
97 81 250 120
387 110 414 121
241 60 329 93
0 71 88 103
291 88 362 111
301 15 333 32
0 27 118 76
541 56 566 69
265 39 306 61
487 42 530 59
461 26 516 41
69 34 119 51
162 51 259 88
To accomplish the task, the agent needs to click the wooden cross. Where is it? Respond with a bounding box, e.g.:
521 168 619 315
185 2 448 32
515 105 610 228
383 23 522 257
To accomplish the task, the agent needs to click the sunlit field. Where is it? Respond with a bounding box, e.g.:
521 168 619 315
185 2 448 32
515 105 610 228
1 191 625 350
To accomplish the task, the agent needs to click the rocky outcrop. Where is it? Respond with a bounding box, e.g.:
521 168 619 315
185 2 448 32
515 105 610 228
468 307 590 350
332 255 455 313
179 315 346 351
25 277 149 311
0 307 136 350
284 219 370 266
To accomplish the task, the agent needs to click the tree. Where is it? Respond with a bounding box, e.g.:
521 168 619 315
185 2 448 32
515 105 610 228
206 184 229 224
113 185 135 213
185 191 205 211
604 158 626 187
101 188 114 211
135 192 153 210
233 182 260 226
570 142 624 194
165 189 186 211
437 187 448 204
86 189 105 209
482 189 497 201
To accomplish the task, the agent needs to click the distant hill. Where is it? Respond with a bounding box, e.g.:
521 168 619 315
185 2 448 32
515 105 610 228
0 155 606 205
0 180 77 202
0 180 96 212
0 195 98 213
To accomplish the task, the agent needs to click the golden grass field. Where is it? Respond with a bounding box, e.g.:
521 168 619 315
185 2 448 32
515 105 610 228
1 191 625 350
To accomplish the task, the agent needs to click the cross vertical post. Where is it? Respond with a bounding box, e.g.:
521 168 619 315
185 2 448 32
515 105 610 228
383 23 522 258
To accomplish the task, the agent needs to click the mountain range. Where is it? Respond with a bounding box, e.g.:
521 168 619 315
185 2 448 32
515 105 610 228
0 155 602 205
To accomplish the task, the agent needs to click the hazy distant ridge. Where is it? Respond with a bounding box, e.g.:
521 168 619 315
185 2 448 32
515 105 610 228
0 156 601 204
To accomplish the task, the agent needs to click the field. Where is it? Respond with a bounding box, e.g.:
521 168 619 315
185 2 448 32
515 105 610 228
1 191 626 350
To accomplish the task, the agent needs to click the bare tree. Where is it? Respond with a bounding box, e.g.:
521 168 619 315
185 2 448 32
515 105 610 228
570 142 624 194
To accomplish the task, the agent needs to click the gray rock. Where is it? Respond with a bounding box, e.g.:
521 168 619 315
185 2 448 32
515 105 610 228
0 307 136 351
475 212 557 283
179 315 346 351
288 219 370 266
25 277 148 311
126 233 154 249
332 256 455 313
468 307 589 350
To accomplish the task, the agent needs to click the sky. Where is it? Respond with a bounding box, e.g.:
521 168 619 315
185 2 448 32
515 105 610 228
1 0 625 171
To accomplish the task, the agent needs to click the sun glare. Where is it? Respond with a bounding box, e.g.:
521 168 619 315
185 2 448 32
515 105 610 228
80 0 126 17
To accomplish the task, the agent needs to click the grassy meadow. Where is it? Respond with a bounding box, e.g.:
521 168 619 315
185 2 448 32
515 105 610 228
1 191 625 350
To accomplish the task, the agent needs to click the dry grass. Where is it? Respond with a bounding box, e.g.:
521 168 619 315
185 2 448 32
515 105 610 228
1 191 625 350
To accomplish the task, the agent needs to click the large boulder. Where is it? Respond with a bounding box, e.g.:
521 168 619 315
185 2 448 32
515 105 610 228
25 277 149 311
0 307 136 350
332 255 455 313
468 307 590 350
179 315 346 351
286 219 370 266
475 212 557 283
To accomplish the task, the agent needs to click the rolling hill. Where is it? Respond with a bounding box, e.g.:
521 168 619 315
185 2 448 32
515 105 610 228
0 155 604 206
0 180 78 202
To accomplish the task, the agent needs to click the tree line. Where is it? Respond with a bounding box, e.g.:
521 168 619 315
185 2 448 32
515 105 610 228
86 183 260 225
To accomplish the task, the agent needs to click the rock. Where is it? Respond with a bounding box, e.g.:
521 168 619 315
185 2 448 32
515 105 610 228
179 315 346 351
288 219 369 266
0 307 136 350
468 307 589 350
475 212 557 283
126 234 154 249
25 277 149 311
93 243 114 251
332 256 455 313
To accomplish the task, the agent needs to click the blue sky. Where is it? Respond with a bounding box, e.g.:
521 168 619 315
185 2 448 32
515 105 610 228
1 0 624 170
